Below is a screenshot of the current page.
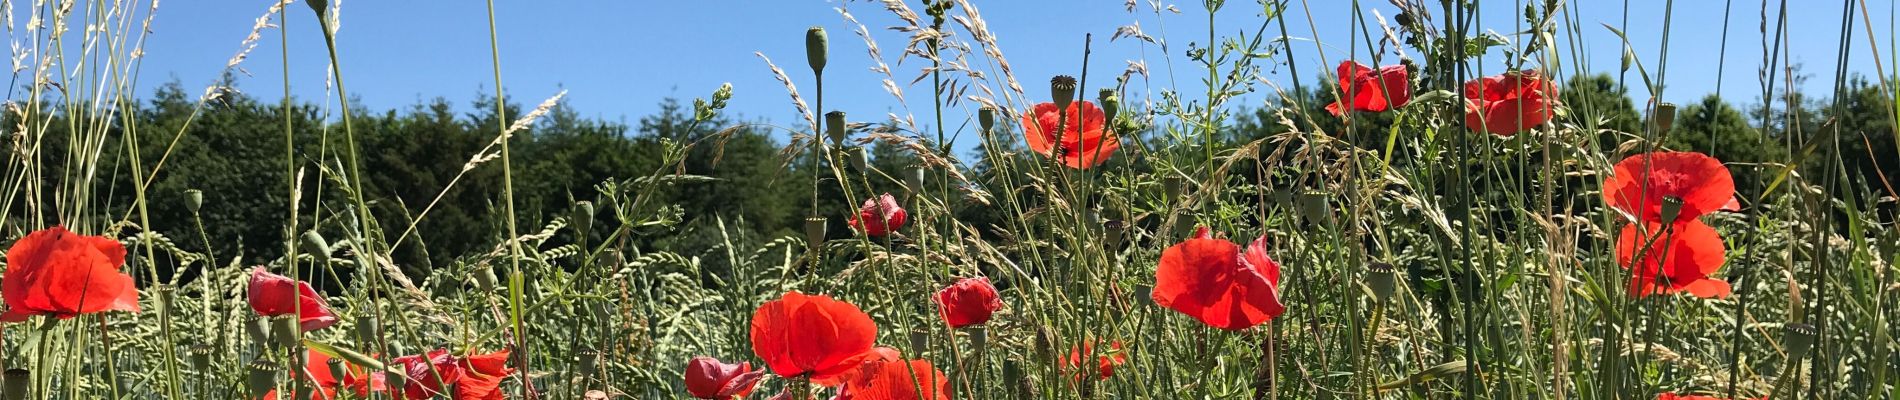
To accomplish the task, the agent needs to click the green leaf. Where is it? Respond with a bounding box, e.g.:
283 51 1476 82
303 339 389 373
1378 360 1471 391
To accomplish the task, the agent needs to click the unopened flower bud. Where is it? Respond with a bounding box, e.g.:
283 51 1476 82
905 168 926 202
1098 89 1120 129
1103 219 1126 252
848 147 868 172
1163 175 1185 201
185 189 204 213
300 231 331 264
475 266 498 292
573 201 596 230
355 314 380 344
806 27 829 74
969 326 989 351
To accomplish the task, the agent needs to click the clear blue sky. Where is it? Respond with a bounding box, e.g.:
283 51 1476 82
135 0 1894 148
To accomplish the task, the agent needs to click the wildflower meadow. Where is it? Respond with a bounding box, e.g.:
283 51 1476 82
0 0 1896 399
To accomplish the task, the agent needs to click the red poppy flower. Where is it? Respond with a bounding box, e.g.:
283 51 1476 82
248 267 339 331
1463 70 1558 136
338 355 391 398
933 277 1001 329
1603 152 1736 224
835 358 950 400
1151 228 1286 331
749 291 878 382
393 349 464 399
1325 61 1411 116
1022 101 1121 169
1 226 139 321
848 194 907 237
1062 341 1127 381
685 356 765 399
1617 220 1730 299
454 349 514 400
814 346 903 387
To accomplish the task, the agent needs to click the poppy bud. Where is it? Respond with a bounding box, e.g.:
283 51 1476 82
804 217 828 252
1659 196 1685 224
1650 102 1677 133
185 189 204 213
247 359 282 399
4 369 28 400
271 316 301 349
1298 191 1334 228
905 167 926 203
1001 360 1025 395
826 111 848 145
475 266 499 293
1098 89 1120 128
189 344 214 370
969 325 989 351
574 200 596 229
1103 219 1126 251
1367 262 1398 302
300 231 331 264
806 27 829 75
1050 75 1077 111
1783 323 1817 360
977 107 996 134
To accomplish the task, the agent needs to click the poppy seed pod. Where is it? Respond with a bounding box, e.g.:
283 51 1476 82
978 107 997 134
189 344 214 370
578 346 600 377
825 111 848 145
1298 191 1334 228
908 330 931 356
905 168 925 202
306 0 327 17
3 369 27 400
325 357 345 385
1098 89 1120 127
1103 219 1126 252
1163 175 1185 201
806 26 828 74
1132 284 1153 306
246 359 282 399
573 200 596 230
1034 325 1056 361
1367 262 1398 302
804 217 828 252
156 284 176 315
475 266 499 292
848 146 869 172
1050 75 1077 111
969 325 989 351
354 314 379 344
246 318 270 348
300 231 331 264
1001 360 1025 395
185 189 203 213
1650 102 1677 133
1783 323 1818 360
1660 196 1685 225
271 316 301 349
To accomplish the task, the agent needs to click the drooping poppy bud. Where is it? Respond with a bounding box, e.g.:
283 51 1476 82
934 277 1002 329
301 231 331 264
248 267 339 332
847 194 907 237
684 356 764 399
748 291 877 382
806 27 829 74
1 226 139 322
